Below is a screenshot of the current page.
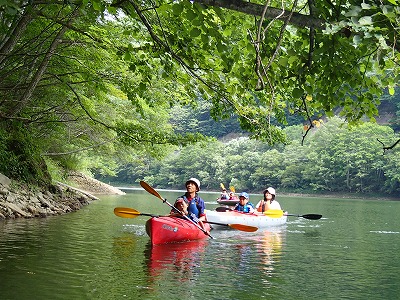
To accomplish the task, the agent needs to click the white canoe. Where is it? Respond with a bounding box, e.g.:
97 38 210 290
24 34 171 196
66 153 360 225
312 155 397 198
205 209 287 228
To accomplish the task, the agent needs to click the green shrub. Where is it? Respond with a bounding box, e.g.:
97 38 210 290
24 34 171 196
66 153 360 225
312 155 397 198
0 122 51 186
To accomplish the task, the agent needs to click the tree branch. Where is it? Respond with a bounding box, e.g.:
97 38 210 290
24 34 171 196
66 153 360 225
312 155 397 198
7 9 78 117
377 138 400 153
43 139 114 156
301 95 314 145
194 0 324 29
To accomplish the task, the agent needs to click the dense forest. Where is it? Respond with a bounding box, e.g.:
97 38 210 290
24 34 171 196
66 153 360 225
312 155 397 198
99 95 400 197
98 113 400 196
0 1 399 198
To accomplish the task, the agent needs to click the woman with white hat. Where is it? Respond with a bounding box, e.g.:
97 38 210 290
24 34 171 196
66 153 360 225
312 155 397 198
255 187 282 212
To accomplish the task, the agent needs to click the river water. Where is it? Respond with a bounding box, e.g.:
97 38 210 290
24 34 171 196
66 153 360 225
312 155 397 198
1 189 399 299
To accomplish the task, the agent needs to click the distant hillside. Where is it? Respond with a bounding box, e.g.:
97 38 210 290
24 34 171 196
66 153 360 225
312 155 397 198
376 97 398 130
171 93 400 139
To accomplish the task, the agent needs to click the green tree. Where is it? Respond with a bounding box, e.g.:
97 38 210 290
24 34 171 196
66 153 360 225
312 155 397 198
0 2 205 183
1 0 400 185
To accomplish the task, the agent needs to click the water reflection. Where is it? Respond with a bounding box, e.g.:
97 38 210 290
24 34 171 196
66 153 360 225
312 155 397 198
205 226 286 286
2 193 400 299
255 229 284 275
144 240 209 282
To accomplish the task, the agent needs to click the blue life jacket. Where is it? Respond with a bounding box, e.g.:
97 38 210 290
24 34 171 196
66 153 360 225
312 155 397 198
179 194 205 222
234 202 254 213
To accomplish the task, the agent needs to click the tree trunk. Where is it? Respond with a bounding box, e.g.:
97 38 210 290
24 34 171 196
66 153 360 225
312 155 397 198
7 19 71 117
0 10 33 68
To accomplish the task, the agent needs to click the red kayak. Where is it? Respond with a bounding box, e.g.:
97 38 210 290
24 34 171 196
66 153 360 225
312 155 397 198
145 216 211 245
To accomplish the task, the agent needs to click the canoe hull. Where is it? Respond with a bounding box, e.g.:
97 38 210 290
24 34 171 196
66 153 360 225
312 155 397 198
216 197 239 206
146 216 211 245
205 209 287 228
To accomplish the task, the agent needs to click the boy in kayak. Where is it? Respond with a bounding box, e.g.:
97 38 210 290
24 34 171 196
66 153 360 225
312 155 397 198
255 187 282 212
233 192 255 213
170 178 209 233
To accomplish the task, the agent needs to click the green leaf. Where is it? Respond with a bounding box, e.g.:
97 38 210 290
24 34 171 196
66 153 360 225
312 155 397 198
139 82 146 91
201 34 209 44
192 19 202 26
186 9 197 20
172 3 183 16
124 51 131 61
292 88 303 98
216 42 227 53
278 57 288 67
92 0 102 11
190 28 201 38
358 16 373 25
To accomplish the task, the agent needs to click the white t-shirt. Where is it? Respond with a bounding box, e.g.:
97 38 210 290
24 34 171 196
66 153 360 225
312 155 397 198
269 200 281 210
256 200 282 210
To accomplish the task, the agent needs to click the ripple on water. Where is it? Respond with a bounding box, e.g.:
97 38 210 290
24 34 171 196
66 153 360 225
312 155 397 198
370 230 400 234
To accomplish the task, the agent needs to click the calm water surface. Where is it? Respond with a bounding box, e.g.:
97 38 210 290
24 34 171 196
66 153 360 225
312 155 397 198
1 189 399 299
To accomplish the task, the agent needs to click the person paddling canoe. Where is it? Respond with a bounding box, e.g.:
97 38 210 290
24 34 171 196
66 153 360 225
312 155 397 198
170 178 209 234
220 188 229 200
255 187 282 213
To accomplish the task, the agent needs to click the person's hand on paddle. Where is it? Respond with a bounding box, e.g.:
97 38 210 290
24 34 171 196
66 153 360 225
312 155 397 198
198 220 210 235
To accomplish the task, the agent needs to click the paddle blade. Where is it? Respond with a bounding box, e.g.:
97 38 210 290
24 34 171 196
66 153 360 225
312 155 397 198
220 183 225 190
263 209 284 218
140 180 163 200
229 224 258 232
301 214 322 220
215 207 232 212
114 207 140 218
229 186 235 193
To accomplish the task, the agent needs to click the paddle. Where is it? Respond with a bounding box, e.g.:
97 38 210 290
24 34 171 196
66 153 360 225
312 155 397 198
216 206 232 212
204 221 258 232
264 209 322 220
139 180 214 239
215 207 322 220
114 207 258 232
114 207 159 218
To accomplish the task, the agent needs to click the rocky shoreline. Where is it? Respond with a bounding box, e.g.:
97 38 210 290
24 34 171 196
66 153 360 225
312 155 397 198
0 172 125 220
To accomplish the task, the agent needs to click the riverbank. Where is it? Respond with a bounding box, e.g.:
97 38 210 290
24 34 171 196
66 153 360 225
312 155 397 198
0 172 125 220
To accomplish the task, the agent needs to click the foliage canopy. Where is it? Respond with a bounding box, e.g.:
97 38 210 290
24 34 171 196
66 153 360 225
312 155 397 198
0 0 399 183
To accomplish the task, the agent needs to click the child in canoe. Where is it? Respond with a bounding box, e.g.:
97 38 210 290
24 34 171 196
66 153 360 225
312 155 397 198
233 192 255 213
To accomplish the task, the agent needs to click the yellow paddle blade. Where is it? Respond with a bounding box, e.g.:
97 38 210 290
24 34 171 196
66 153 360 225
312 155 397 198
140 180 163 200
114 207 140 218
229 186 235 193
229 224 258 232
220 183 226 190
263 209 284 218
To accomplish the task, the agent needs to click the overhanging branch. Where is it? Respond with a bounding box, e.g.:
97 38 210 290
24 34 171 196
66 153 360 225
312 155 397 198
194 0 324 29
377 138 400 153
